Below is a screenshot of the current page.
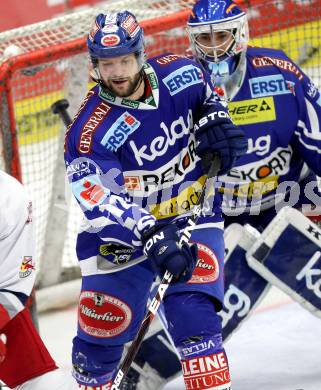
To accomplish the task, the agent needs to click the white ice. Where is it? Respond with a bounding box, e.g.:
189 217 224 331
39 287 321 390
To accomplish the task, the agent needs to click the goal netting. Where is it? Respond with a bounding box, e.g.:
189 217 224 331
0 0 320 311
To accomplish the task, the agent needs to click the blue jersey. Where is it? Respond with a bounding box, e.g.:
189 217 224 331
219 46 321 214
65 54 223 269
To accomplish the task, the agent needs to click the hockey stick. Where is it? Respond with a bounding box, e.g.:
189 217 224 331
51 99 72 127
51 98 220 389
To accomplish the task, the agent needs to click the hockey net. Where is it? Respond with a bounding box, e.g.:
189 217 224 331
0 0 320 311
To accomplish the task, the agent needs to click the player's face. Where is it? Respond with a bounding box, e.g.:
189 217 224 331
98 54 141 97
195 30 234 59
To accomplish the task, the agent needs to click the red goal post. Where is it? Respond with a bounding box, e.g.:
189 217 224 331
0 0 320 310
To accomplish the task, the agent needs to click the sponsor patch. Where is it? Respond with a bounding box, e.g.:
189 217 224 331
100 88 116 103
179 337 218 358
78 291 132 338
124 176 141 191
182 352 231 388
64 90 96 153
247 135 271 156
162 64 203 96
252 56 303 80
19 256 35 278
228 97 276 125
101 112 140 152
149 176 205 219
102 24 119 33
66 159 94 181
99 243 135 264
188 243 219 284
219 176 279 199
105 13 117 24
72 174 109 209
226 147 292 183
121 99 140 109
129 109 193 166
101 34 120 47
249 74 295 97
148 71 158 90
156 54 183 66
219 147 292 201
121 14 140 37
127 139 197 194
78 102 111 154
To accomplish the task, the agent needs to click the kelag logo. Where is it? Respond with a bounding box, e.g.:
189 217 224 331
162 64 203 96
249 74 295 98
101 112 140 152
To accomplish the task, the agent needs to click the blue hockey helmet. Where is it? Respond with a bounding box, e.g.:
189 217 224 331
87 11 145 65
187 0 249 82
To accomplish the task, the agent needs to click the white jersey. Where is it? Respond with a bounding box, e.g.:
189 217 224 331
0 170 35 320
13 369 80 390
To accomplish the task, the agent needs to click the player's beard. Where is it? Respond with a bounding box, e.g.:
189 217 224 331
105 72 142 98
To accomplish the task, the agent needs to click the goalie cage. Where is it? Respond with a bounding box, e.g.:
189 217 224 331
0 0 320 312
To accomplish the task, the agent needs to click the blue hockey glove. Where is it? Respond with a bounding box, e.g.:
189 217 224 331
142 223 198 283
194 104 248 174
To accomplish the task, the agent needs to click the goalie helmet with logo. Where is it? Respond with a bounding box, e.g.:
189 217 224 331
187 0 249 85
87 11 145 85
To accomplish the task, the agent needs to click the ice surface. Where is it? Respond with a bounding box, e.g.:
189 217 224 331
39 287 321 390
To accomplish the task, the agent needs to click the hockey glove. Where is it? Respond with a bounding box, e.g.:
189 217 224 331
194 104 248 174
142 223 198 283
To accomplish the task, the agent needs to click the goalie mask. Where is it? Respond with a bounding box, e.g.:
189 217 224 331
187 0 249 84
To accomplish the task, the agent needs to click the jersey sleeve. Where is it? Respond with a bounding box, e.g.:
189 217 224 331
0 171 35 322
65 131 156 249
292 69 321 176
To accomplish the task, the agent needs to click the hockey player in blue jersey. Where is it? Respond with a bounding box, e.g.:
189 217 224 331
123 0 321 388
64 10 247 390
187 0 321 337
